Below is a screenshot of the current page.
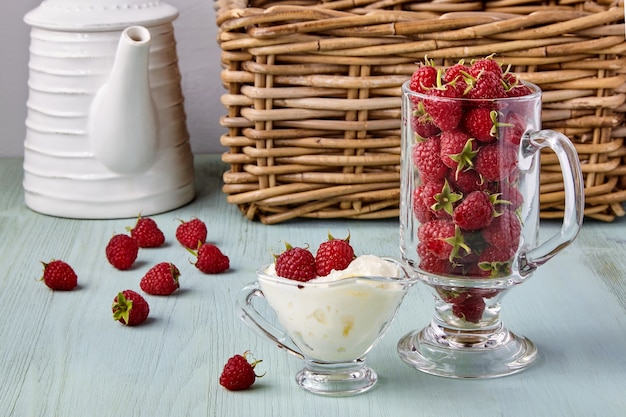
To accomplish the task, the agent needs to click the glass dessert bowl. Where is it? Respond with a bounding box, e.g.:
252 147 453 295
238 256 415 396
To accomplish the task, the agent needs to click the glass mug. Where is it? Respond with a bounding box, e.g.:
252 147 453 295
238 257 415 396
398 80 584 378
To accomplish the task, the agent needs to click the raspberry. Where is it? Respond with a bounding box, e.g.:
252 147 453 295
315 233 355 276
443 62 469 83
412 186 435 223
418 220 470 261
474 143 517 182
477 245 516 277
504 73 533 97
112 290 150 326
468 56 503 78
410 107 440 139
219 351 263 391
462 107 499 143
421 179 461 218
105 234 139 270
447 168 487 195
409 61 437 94
175 217 208 249
412 137 448 182
39 259 78 291
140 262 180 295
275 243 316 282
128 215 165 248
482 210 522 249
466 70 507 100
452 295 486 323
192 243 230 274
501 112 527 146
417 243 454 275
423 80 464 131
440 130 478 173
453 190 494 231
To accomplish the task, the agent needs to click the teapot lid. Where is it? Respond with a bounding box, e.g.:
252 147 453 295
24 0 178 31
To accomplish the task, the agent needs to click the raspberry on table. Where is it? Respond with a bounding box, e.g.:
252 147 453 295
176 217 208 249
40 259 78 291
112 290 150 326
140 262 180 295
128 215 165 248
219 351 263 391
191 243 230 274
105 234 139 270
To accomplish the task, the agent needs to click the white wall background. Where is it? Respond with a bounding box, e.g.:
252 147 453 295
1 0 226 157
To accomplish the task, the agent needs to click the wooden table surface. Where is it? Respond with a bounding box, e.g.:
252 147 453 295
1 154 625 417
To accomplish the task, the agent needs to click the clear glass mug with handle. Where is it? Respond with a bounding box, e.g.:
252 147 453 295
398 79 585 378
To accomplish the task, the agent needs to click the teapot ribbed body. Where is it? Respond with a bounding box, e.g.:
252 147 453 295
23 4 195 218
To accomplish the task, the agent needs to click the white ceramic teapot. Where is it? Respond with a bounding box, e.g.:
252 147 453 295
23 0 195 218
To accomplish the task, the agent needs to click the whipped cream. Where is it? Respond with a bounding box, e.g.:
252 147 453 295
259 255 408 362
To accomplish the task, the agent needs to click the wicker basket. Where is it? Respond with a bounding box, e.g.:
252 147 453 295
215 0 626 224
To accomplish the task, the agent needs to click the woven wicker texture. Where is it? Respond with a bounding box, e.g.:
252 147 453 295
216 0 626 224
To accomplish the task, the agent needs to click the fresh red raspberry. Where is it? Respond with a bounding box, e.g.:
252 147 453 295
421 178 461 219
447 168 487 195
410 109 440 139
417 243 454 275
409 62 437 94
315 234 355 276
474 143 517 182
501 112 527 146
112 290 150 326
175 217 208 249
128 216 165 248
412 137 448 182
468 56 503 78
105 234 139 270
440 130 478 173
453 190 494 231
452 295 486 323
192 243 230 274
219 351 263 391
140 262 180 295
477 245 516 277
423 82 464 131
39 259 78 291
467 70 507 100
275 244 316 282
462 107 499 143
413 186 435 223
482 210 522 249
443 62 469 83
504 73 533 97
418 220 469 261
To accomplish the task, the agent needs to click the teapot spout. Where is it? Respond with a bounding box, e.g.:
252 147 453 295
89 26 159 175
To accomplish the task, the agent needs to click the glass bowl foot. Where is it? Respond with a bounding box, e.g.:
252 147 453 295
397 323 537 379
295 362 377 396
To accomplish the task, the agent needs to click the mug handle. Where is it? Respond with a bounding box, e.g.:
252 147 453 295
237 283 305 360
519 130 585 275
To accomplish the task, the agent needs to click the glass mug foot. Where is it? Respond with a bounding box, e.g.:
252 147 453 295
397 322 538 379
295 361 378 396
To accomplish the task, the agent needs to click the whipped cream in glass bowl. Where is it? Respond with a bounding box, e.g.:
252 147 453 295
238 256 415 396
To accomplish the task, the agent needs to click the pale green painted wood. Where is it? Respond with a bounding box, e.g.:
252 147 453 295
0 155 625 417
